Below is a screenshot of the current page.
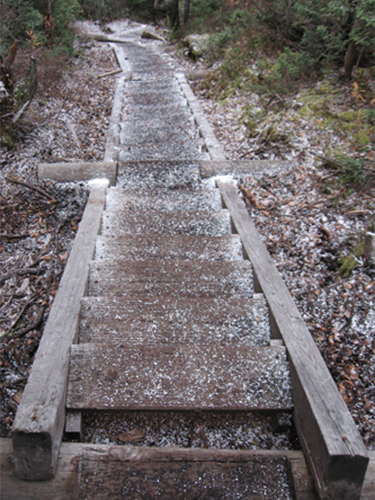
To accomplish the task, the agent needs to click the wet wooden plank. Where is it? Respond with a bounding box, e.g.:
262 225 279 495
67 343 293 411
95 234 243 261
88 260 254 298
38 161 117 186
79 295 270 346
11 185 107 480
101 209 232 237
217 180 369 500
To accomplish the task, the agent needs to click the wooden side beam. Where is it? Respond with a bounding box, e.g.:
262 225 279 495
38 161 117 186
217 180 369 500
11 183 107 480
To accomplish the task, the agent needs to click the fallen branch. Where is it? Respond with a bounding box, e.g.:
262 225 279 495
14 307 45 338
239 185 264 209
3 293 37 337
0 265 42 286
5 176 56 203
97 68 122 79
0 233 30 241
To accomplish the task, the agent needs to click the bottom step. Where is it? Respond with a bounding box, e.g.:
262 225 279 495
79 446 302 500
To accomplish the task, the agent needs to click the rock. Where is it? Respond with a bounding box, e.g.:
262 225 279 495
183 34 210 60
185 69 210 81
365 232 375 265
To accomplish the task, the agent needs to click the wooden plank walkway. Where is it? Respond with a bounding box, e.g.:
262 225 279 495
9 26 370 500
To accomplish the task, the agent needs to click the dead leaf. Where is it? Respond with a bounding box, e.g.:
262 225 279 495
364 397 372 411
117 429 145 443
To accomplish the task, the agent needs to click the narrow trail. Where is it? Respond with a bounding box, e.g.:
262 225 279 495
1 23 373 500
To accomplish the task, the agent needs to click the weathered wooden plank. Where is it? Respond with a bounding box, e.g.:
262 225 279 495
200 159 291 178
65 411 82 439
217 180 369 500
95 234 244 261
38 161 117 186
176 72 227 161
101 209 232 237
11 184 107 480
0 439 81 500
79 448 294 499
4 439 374 500
79 294 270 346
1 439 325 500
88 260 254 298
66 343 293 411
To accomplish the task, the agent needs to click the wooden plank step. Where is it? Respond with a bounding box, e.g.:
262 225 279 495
2 439 329 500
105 187 223 213
67 343 293 411
101 210 231 237
78 446 298 500
88 260 254 298
115 160 201 189
79 295 270 345
95 234 243 261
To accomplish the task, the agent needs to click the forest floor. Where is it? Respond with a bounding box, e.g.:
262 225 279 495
0 20 374 450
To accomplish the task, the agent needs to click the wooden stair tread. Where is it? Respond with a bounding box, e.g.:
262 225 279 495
88 260 254 298
101 209 232 237
78 446 297 500
67 343 293 411
95 234 243 261
105 187 223 213
79 295 270 345
116 160 202 189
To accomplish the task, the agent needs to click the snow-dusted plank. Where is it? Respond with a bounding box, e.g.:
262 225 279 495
79 294 270 346
78 446 295 500
217 180 369 500
88 260 254 298
67 343 293 411
95 234 243 261
101 210 232 237
11 185 107 480
105 187 223 213
38 161 117 186
115 160 201 189
200 159 291 178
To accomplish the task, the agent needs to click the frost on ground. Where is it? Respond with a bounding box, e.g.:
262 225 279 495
0 28 117 437
82 411 299 451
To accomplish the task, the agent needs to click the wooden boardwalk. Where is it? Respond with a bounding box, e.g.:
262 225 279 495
3 28 373 500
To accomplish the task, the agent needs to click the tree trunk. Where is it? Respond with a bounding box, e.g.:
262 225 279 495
183 0 190 24
44 0 54 46
169 0 180 29
343 40 356 79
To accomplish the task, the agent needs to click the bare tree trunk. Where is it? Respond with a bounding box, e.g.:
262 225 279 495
183 0 190 24
44 0 54 46
343 40 356 79
169 0 180 29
